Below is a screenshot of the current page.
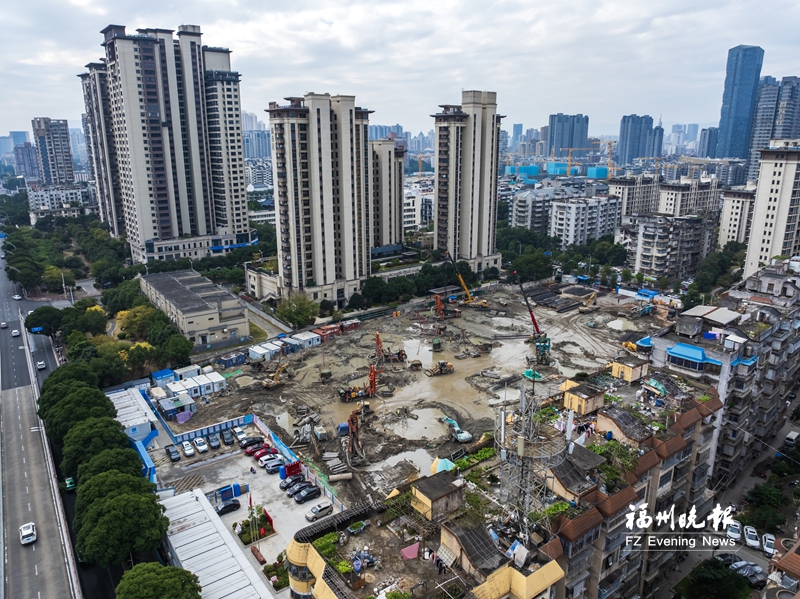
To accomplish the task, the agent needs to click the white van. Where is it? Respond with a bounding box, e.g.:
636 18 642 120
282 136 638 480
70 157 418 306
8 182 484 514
785 431 800 447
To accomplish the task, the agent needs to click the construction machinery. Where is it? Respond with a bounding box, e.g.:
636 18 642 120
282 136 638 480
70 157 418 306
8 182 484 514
622 341 638 352
425 360 454 377
445 251 487 308
565 147 597 177
631 302 653 318
374 331 407 363
408 359 423 371
578 292 598 313
346 411 365 462
441 416 473 443
365 364 382 397
432 294 461 320
263 362 290 390
515 272 551 364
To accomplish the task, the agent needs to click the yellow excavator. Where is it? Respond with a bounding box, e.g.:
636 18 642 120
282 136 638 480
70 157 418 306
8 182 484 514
578 292 598 313
621 341 638 352
445 251 487 308
263 362 290 390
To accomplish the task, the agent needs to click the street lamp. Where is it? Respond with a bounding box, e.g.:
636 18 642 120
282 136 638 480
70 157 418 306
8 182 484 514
188 258 194 272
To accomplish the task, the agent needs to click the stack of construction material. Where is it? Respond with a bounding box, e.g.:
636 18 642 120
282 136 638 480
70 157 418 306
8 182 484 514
322 451 348 474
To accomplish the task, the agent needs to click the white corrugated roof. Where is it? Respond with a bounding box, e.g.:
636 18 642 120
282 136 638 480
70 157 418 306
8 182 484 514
106 388 156 430
160 490 273 599
681 305 716 317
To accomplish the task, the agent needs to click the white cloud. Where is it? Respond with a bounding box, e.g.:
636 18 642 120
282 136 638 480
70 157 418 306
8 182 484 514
0 0 798 134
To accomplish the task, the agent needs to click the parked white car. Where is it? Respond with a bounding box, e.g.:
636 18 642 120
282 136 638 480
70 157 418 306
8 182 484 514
763 533 777 557
193 437 208 453
232 426 246 442
181 441 195 457
744 525 760 550
726 520 742 543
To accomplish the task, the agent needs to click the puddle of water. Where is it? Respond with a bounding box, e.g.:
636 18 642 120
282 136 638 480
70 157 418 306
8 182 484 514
379 407 450 440
275 411 291 436
607 319 638 331
235 375 258 386
366 448 435 474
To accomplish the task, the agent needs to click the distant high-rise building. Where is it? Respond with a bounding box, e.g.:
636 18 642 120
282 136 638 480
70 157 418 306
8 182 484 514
511 123 523 150
773 76 800 138
0 137 12 154
617 115 663 165
716 45 764 159
745 76 800 181
685 124 699 143
10 131 29 147
13 142 39 180
31 117 74 184
242 110 262 131
69 127 87 166
432 91 502 272
698 127 719 158
368 124 404 140
744 139 800 277
671 124 685 135
243 130 271 159
268 93 403 305
547 113 589 157
80 24 254 263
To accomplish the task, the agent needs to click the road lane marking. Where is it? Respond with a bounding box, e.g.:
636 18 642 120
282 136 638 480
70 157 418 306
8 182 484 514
34 564 37 575
28 503 30 511
26 486 28 493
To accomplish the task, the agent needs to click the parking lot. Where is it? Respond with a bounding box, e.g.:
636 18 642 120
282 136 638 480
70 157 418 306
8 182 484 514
152 424 333 564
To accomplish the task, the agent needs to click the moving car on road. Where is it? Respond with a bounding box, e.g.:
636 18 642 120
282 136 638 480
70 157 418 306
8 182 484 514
181 441 195 457
11 329 19 337
0 322 7 328
19 523 36 545
12 295 21 300
36 361 45 370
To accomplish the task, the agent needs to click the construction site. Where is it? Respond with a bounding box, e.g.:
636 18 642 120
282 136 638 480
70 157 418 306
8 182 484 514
164 281 674 507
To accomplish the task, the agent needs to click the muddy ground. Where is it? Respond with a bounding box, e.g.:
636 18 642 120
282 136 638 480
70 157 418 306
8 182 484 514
177 286 668 505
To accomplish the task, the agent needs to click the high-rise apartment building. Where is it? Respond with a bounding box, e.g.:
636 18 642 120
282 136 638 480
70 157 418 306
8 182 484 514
511 123 522 150
268 94 403 307
81 24 255 263
371 140 406 248
13 142 40 180
241 110 266 131
716 45 764 159
549 197 621 250
743 139 800 277
658 177 720 216
608 175 660 215
746 76 800 181
697 127 719 158
547 113 589 157
243 130 271 159
719 188 755 246
617 114 663 165
432 91 502 273
685 123 699 143
10 131 29 147
31 117 74 184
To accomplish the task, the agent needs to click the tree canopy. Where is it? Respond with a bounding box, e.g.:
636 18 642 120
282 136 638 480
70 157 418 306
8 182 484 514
74 470 155 532
115 562 202 599
685 559 750 599
76 492 168 568
61 417 129 477
41 362 98 395
77 448 144 485
276 293 319 329
43 387 116 444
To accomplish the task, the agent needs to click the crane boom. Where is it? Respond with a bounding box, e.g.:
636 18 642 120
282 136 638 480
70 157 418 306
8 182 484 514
445 251 473 303
515 271 541 335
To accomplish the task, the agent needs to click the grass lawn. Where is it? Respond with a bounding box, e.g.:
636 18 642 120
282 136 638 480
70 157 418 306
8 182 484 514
249 322 267 342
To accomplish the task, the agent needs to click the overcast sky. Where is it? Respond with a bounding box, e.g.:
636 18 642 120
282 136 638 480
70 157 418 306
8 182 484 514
3 0 798 137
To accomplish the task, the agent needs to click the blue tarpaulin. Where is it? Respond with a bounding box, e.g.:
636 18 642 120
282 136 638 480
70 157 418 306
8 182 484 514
667 343 722 366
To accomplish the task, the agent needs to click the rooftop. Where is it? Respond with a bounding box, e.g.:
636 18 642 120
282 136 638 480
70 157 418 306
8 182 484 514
106 388 156 431
443 516 508 575
413 470 462 501
142 270 238 314
160 489 273 599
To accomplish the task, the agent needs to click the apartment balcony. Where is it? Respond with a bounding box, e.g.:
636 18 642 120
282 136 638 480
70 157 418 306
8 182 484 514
598 571 623 599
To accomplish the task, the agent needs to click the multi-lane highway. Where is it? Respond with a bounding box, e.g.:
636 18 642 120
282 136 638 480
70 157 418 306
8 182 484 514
0 258 74 598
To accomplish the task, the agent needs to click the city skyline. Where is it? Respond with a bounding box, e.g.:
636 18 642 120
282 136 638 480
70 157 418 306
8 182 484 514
2 1 799 135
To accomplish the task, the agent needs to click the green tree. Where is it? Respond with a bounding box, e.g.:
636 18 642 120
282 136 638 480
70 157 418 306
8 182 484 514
658 277 670 292
635 272 645 286
161 335 194 366
41 362 99 395
74 470 155 532
45 387 116 444
77 448 144 485
88 354 128 388
79 306 108 336
225 267 245 286
511 251 553 282
77 492 168 568
360 277 388 305
25 306 64 336
115 563 202 599
685 559 750 599
61 417 129 477
747 506 786 532
276 293 319 329
683 283 704 311
67 340 99 363
39 381 95 422
319 299 334 317
673 280 682 294
745 483 787 509
621 268 632 283
348 292 364 310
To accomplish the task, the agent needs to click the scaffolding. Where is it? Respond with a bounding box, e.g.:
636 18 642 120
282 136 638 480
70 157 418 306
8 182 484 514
495 384 567 546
